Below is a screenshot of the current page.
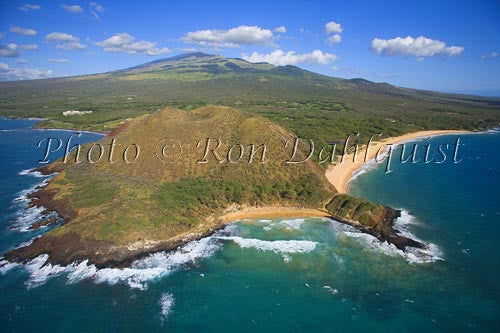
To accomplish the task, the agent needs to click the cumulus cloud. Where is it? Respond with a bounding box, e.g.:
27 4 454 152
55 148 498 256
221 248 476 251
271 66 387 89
242 49 337 66
0 62 52 80
182 25 274 48
46 32 86 50
10 26 37 36
48 58 69 63
19 44 38 50
16 59 30 64
19 3 41 11
0 44 20 57
326 34 341 45
324 21 343 46
61 4 84 13
481 52 499 60
96 33 170 55
371 36 464 59
325 21 343 34
274 26 286 33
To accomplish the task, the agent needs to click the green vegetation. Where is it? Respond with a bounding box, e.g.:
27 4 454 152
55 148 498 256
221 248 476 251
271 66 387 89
31 106 334 251
1 53 499 141
326 194 387 227
155 174 328 225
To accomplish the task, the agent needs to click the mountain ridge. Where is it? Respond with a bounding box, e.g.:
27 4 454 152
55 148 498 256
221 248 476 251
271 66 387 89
0 52 499 143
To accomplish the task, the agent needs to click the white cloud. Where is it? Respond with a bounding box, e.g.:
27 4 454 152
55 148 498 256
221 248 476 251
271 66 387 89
46 32 86 50
61 4 84 13
89 2 105 12
17 59 30 64
0 62 52 80
325 21 343 34
274 26 286 33
10 26 37 36
242 49 337 66
371 36 464 59
0 44 20 57
326 34 341 45
96 33 170 55
19 3 41 11
481 52 499 60
19 44 38 50
182 25 274 48
49 58 69 63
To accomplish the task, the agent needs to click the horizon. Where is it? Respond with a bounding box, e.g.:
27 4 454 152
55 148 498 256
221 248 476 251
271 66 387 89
0 0 499 96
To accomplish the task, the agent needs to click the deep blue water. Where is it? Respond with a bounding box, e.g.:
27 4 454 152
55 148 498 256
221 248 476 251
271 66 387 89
0 118 499 332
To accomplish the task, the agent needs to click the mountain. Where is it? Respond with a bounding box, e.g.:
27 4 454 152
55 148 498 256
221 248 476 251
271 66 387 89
0 52 499 144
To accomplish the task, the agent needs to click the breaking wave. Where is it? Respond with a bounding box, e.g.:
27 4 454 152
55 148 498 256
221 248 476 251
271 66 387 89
332 211 444 264
19 235 223 290
18 168 49 178
8 223 320 290
349 159 378 183
0 259 20 274
11 170 58 232
216 236 317 263
4 210 442 291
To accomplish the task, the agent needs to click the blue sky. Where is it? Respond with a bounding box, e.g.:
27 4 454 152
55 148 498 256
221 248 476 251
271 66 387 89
1 0 499 95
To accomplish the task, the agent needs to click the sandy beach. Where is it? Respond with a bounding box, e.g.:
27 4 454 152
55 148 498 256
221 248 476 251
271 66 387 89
218 130 471 222
325 130 471 193
219 205 329 222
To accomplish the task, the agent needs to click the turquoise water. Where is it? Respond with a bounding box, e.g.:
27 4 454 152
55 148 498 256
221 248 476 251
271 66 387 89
0 118 499 332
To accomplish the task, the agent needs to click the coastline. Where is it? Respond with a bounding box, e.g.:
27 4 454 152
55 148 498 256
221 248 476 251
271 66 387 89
325 130 472 193
3 128 473 267
0 115 110 135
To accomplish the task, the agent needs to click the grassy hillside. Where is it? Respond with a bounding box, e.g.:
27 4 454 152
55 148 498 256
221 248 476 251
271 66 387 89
1 53 499 147
7 106 337 266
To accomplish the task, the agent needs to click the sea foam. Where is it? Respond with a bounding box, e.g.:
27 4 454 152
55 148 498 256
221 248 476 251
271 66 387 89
349 159 378 183
19 235 223 290
0 259 20 274
332 211 444 264
159 293 175 322
216 236 317 262
278 218 305 230
11 171 58 232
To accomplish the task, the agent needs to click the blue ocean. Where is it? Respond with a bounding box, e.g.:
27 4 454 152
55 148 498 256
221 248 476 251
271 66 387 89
0 118 499 332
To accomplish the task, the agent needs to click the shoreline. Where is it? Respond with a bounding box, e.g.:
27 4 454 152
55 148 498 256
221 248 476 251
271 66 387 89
0 115 110 135
219 206 330 222
2 128 474 268
325 130 472 193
